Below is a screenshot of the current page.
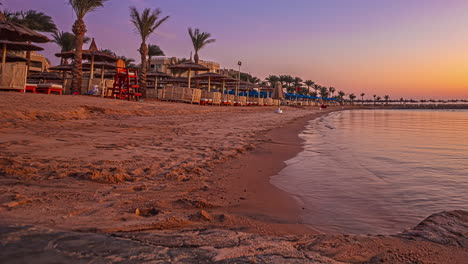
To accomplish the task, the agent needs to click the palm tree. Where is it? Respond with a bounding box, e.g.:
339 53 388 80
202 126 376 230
188 28 215 64
304 80 314 93
147 44 164 72
266 75 279 87
293 77 302 93
384 95 390 105
68 0 108 94
349 93 356 105
373 94 377 105
319 86 329 99
360 93 365 105
313 84 320 93
338 91 346 105
52 31 90 53
329 87 336 97
250 76 260 84
283 75 294 92
376 96 382 104
130 6 169 98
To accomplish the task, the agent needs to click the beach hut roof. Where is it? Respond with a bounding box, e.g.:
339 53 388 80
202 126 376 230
82 61 116 70
28 72 63 80
55 39 117 62
272 82 285 100
0 53 28 62
165 77 188 83
147 71 172 78
0 13 50 43
0 40 44 51
168 61 209 71
48 64 74 71
191 72 230 80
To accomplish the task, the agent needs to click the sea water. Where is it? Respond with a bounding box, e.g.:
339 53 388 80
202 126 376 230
271 109 468 234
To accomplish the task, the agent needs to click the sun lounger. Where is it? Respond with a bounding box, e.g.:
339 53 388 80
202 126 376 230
36 84 63 95
25 84 37 93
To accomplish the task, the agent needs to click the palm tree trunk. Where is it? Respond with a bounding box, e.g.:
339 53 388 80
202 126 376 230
71 19 86 94
139 42 148 98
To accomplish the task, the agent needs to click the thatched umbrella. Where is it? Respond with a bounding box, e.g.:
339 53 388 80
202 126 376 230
147 71 172 89
0 13 49 74
83 61 116 86
192 72 232 92
55 38 116 91
168 61 209 89
165 77 188 87
0 53 28 63
272 82 284 112
28 72 62 81
48 64 74 71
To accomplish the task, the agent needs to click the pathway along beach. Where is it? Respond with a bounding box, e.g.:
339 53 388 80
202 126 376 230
0 93 467 263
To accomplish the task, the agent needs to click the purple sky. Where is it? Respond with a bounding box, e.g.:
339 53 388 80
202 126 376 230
4 0 468 98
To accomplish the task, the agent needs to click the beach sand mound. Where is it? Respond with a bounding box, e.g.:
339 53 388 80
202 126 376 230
1 210 467 263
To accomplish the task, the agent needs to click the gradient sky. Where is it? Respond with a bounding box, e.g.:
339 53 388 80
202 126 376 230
5 0 468 99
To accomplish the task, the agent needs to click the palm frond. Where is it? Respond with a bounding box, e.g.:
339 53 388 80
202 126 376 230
68 0 108 19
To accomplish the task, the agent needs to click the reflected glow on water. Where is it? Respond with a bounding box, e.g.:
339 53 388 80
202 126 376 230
272 110 468 234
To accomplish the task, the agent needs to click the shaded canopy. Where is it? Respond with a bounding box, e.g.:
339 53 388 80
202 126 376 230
48 64 74 71
168 61 209 71
272 82 285 100
191 72 230 80
55 38 117 62
0 13 50 43
0 40 44 51
147 71 172 78
0 53 27 62
82 61 116 70
165 77 188 83
28 72 62 80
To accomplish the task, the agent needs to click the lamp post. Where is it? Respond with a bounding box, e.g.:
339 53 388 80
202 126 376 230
236 61 242 103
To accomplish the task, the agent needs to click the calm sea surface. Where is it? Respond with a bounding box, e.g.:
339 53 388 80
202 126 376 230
271 109 468 235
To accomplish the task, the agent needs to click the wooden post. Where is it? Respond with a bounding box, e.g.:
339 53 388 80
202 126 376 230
88 55 95 93
208 76 211 92
187 68 191 89
1 43 6 75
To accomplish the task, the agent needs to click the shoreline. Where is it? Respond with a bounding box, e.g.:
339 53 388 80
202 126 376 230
212 108 341 235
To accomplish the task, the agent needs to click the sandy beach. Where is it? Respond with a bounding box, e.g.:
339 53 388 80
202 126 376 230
0 93 467 263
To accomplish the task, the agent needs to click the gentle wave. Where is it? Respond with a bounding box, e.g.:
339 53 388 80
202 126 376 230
271 109 468 235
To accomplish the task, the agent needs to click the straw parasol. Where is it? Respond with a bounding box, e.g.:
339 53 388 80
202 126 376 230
168 61 209 89
83 61 116 86
0 53 28 63
48 64 74 72
28 72 63 81
55 38 117 91
0 13 49 74
192 72 231 92
147 71 172 89
272 82 284 113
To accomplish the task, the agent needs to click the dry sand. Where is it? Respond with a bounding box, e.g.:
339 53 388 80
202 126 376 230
0 93 466 263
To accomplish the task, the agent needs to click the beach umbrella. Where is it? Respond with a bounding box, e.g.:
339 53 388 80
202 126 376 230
0 53 28 63
28 72 62 81
48 64 74 71
272 82 284 113
168 61 209 89
55 38 117 91
0 13 49 76
83 61 116 86
192 72 231 92
147 71 172 89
